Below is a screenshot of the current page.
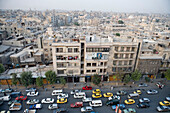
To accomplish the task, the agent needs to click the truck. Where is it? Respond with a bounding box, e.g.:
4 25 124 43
29 104 42 109
9 102 22 111
70 102 83 108
24 109 36 113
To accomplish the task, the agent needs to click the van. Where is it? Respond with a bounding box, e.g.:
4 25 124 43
89 100 102 107
74 92 86 98
0 95 11 101
52 90 63 96
128 93 139 99
10 92 22 98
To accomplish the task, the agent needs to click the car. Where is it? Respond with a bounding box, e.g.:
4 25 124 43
0 95 11 101
26 88 37 92
136 102 150 108
82 86 92 90
3 88 13 93
139 83 148 87
133 89 142 94
92 89 101 94
41 98 54 103
147 89 158 95
81 106 93 112
139 98 150 103
116 90 127 96
82 97 92 102
70 102 83 108
0 110 10 113
29 104 42 109
53 108 68 113
124 99 135 105
106 99 119 106
70 90 81 95
157 106 170 112
48 104 58 110
123 108 136 113
159 101 170 106
24 109 36 113
108 95 120 100
0 98 3 105
15 96 27 100
156 82 164 89
112 104 126 110
57 93 68 99
166 97 170 101
8 100 21 106
57 98 67 104
103 92 113 97
27 91 39 96
26 99 39 105
52 90 63 96
92 93 102 98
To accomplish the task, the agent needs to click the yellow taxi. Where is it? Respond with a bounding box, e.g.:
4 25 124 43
124 99 135 104
103 92 113 97
92 93 102 98
133 89 142 95
92 89 101 94
57 98 67 104
159 101 170 106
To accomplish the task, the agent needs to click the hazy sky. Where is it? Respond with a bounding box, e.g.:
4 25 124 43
0 0 170 13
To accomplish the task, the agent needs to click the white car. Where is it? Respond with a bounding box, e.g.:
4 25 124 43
41 98 54 103
108 95 120 100
52 90 63 96
57 93 68 99
26 99 39 105
166 97 170 101
139 98 150 103
139 83 148 87
147 89 158 95
27 91 39 96
70 90 81 95
82 97 92 102
157 106 170 112
0 95 11 101
81 106 93 112
48 104 58 110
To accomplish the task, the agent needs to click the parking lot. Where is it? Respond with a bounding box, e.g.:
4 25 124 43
0 82 170 113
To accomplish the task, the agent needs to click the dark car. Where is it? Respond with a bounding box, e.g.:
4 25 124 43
136 103 150 108
10 92 22 98
53 108 68 113
106 99 119 106
8 100 21 106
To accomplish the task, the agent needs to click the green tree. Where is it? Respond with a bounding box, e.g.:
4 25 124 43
116 33 120 36
118 20 124 24
60 77 66 87
123 74 131 83
92 74 101 86
131 70 142 81
0 63 5 73
36 77 44 88
45 70 56 85
12 73 18 88
145 77 150 82
164 69 170 80
74 22 80 26
21 71 33 88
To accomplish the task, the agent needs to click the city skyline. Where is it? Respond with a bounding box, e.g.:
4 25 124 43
0 0 170 14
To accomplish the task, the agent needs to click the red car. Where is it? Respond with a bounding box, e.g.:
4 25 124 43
15 96 27 100
70 102 83 108
82 86 92 90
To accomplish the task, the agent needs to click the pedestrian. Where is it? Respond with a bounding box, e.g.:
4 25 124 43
111 86 113 90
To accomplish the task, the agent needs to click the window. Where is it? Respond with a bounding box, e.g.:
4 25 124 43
124 61 128 65
92 70 96 72
114 54 118 59
125 54 129 58
112 67 116 72
119 61 122 65
115 46 119 51
126 47 130 52
86 70 91 73
130 53 133 58
74 48 78 52
120 54 124 59
113 61 117 65
87 63 91 67
100 69 102 73
142 52 145 54
121 47 124 51
100 62 103 66
68 48 72 52
57 70 64 74
132 47 135 51
129 60 133 65
56 48 63 52
92 63 96 66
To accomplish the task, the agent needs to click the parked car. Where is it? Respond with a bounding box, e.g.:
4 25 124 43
57 98 67 104
48 104 58 110
70 90 81 95
147 89 158 95
92 89 101 94
53 108 68 113
29 104 42 109
138 83 148 87
0 98 3 105
26 88 37 92
116 90 127 96
139 98 150 103
112 104 126 110
0 110 10 113
136 102 150 108
82 86 92 90
0 95 11 101
70 102 83 108
89 100 102 107
92 93 102 98
106 99 119 106
3 88 13 93
27 91 39 96
74 92 86 98
41 98 54 103
81 106 93 112
10 92 22 98
103 92 113 97
157 106 170 112
108 95 120 100
52 90 63 96
133 89 142 95
159 101 170 106
124 99 135 105
82 97 92 102
123 108 136 113
15 96 27 101
24 109 36 113
156 82 164 89
57 93 68 99
8 100 21 106
26 99 39 105
166 97 170 101
9 102 22 111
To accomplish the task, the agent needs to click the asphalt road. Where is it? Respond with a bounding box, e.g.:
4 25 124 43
0 82 170 113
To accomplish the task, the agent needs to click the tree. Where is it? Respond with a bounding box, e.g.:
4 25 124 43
145 77 150 82
164 69 170 80
45 70 56 85
74 22 80 26
118 20 124 24
116 33 120 36
92 74 101 86
0 63 5 73
12 73 18 88
60 77 66 87
123 74 131 84
36 77 44 88
21 71 33 88
131 70 142 81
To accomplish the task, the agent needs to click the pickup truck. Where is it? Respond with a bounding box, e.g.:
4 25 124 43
9 102 22 111
24 109 36 113
70 102 83 108
29 104 42 109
